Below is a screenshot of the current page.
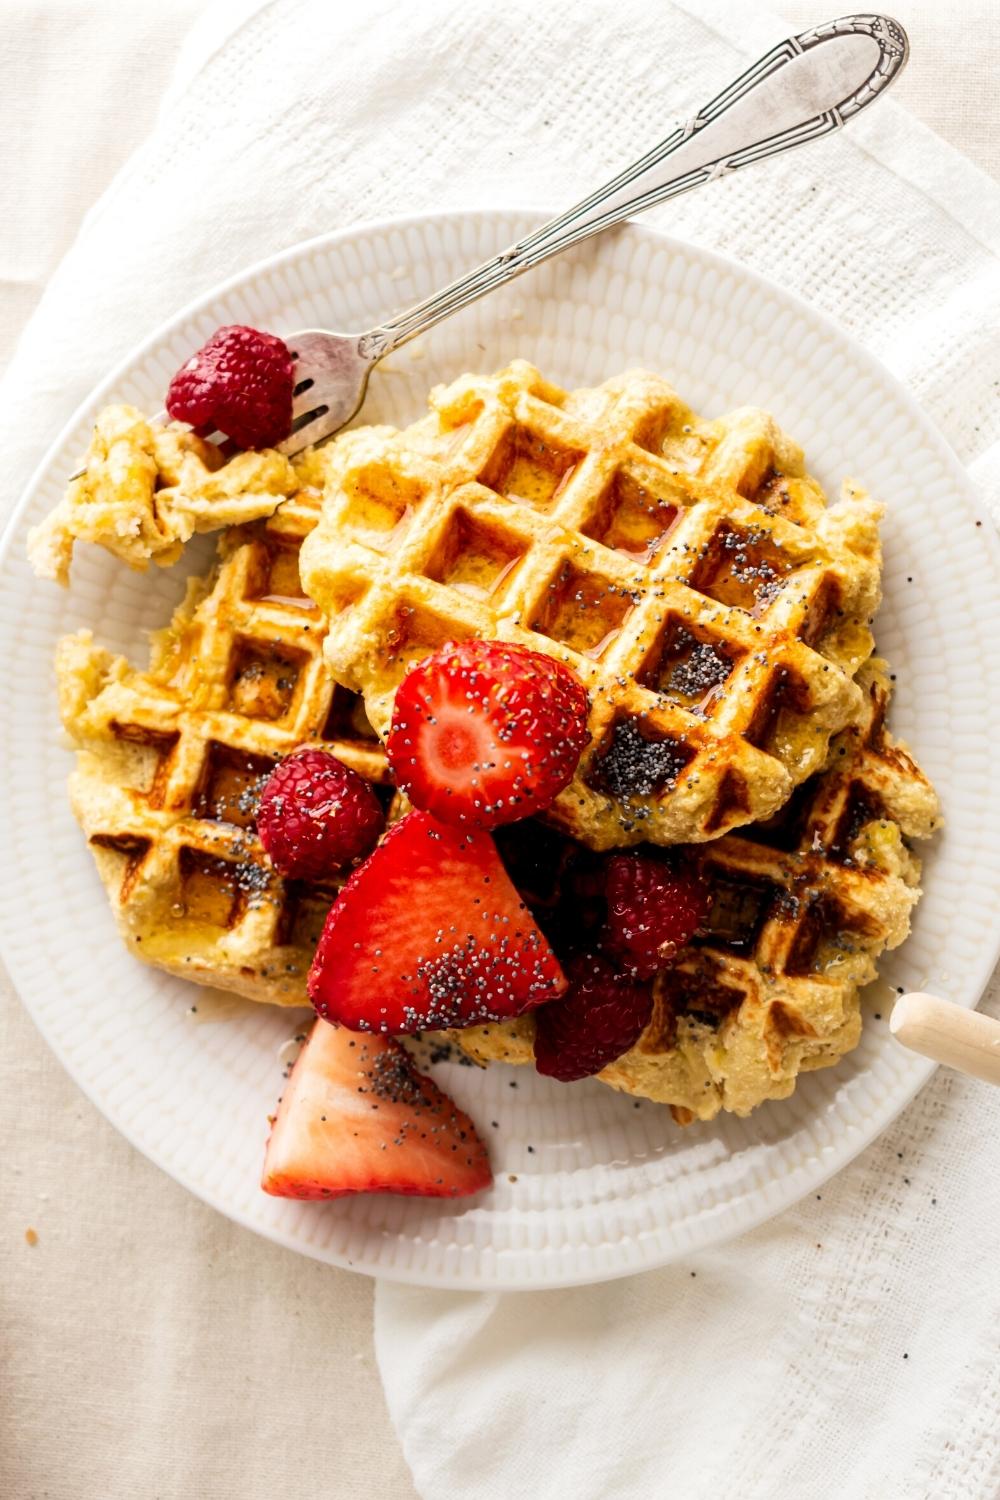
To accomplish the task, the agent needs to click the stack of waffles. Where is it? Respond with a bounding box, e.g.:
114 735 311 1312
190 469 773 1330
47 362 939 1119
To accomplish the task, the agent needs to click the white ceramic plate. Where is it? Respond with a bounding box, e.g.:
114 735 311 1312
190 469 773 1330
3 211 999 1290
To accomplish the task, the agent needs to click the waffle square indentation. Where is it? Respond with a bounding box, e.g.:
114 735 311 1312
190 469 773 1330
194 743 278 829
246 538 310 606
89 833 152 903
382 603 472 686
424 509 525 600
587 716 693 800
478 424 582 510
685 522 796 613
530 562 634 659
108 722 178 803
178 849 244 928
322 684 380 745
741 774 818 852
638 616 740 711
344 463 425 551
744 667 813 755
631 405 709 472
227 639 306 722
657 962 746 1026
696 871 775 955
582 469 681 561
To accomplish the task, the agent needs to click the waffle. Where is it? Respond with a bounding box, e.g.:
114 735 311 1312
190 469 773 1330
29 405 298 584
453 658 940 1120
55 451 394 1006
300 361 883 850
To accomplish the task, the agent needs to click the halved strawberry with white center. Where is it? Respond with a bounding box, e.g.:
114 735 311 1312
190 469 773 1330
307 810 567 1032
262 1020 492 1200
386 640 590 827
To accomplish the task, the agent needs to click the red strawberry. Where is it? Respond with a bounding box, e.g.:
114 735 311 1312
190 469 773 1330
166 324 294 449
262 1020 492 1200
257 748 384 879
534 954 653 1082
386 640 590 828
308 810 566 1032
603 852 709 979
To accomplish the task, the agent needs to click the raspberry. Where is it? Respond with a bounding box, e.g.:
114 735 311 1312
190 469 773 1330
602 852 708 979
533 954 652 1082
165 324 294 450
257 749 384 880
386 640 590 827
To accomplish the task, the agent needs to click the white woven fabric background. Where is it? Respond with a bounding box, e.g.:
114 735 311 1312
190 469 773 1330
1 2 999 1497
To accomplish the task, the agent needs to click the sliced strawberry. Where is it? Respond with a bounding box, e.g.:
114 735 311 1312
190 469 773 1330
308 810 567 1032
262 1020 492 1200
386 640 590 827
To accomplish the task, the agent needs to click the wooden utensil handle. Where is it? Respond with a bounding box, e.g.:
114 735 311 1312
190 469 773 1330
890 993 1000 1086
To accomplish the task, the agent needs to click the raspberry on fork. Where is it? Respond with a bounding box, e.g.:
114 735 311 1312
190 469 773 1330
166 324 294 450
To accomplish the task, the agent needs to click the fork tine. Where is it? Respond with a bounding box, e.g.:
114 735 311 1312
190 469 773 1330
277 327 373 455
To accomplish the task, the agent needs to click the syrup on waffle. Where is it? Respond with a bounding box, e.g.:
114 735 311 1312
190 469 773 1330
29 405 298 585
453 658 940 1120
56 452 393 1006
300 362 883 850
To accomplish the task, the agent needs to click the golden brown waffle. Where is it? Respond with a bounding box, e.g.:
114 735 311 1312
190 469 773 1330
453 658 940 1120
300 361 883 850
29 405 298 584
56 453 393 1006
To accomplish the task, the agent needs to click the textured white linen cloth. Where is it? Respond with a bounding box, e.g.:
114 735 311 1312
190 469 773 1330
2 3 1000 1498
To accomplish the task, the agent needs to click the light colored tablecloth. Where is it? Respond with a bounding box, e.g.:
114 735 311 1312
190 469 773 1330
0 4 997 1498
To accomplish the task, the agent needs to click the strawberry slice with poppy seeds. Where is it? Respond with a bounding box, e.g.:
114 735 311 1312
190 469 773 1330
385 640 590 828
308 810 567 1033
262 1020 492 1200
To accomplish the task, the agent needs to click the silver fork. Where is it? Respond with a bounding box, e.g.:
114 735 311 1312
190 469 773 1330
241 16 911 457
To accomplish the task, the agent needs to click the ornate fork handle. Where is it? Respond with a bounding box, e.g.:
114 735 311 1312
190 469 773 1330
360 15 906 362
